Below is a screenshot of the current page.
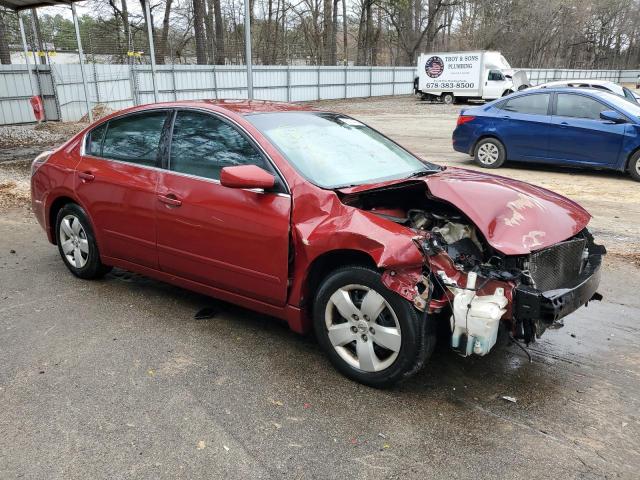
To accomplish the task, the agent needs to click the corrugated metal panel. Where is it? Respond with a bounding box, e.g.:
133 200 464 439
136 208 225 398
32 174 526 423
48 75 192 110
4 64 636 125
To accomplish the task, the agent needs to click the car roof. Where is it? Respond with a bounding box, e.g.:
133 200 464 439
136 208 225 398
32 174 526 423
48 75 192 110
112 99 317 117
536 79 616 87
514 87 620 100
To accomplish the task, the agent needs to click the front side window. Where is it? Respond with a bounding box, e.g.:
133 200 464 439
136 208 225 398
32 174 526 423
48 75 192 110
169 111 267 180
501 93 550 115
488 70 505 81
246 112 439 189
556 94 608 120
101 111 168 166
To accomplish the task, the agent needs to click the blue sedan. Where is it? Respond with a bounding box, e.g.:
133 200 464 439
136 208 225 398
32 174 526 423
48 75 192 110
452 88 640 181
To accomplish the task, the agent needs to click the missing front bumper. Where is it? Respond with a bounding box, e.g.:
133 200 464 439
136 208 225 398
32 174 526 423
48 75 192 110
514 254 603 342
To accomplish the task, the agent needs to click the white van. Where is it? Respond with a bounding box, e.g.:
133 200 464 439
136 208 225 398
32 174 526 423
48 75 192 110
414 51 529 104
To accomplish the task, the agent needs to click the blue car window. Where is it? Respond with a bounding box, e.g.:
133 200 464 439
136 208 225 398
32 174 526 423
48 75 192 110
501 94 550 115
556 94 608 120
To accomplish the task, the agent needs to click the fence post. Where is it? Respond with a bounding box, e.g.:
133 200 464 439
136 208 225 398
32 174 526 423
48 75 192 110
143 0 159 103
212 65 218 100
317 66 321 100
71 2 92 122
392 68 396 96
344 65 348 99
369 66 373 97
286 65 291 102
171 64 177 101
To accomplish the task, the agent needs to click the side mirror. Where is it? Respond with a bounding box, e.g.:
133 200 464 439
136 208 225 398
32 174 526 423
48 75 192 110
600 110 627 124
220 165 275 190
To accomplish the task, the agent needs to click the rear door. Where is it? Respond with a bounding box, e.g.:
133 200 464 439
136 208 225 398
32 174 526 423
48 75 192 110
493 92 551 161
156 110 292 305
548 92 625 166
75 110 171 268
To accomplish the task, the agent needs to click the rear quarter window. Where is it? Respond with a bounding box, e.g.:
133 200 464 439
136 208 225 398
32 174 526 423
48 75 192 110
86 122 107 156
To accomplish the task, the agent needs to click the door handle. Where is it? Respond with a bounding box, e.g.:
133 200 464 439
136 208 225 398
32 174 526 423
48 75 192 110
158 194 182 207
78 171 95 182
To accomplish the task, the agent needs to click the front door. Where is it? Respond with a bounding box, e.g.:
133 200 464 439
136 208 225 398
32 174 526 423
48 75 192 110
75 110 171 268
483 70 510 99
156 110 292 305
548 92 625 166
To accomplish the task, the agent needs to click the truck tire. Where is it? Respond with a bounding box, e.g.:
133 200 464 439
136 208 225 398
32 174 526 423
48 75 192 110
313 266 435 388
474 138 506 168
628 150 640 182
442 93 454 105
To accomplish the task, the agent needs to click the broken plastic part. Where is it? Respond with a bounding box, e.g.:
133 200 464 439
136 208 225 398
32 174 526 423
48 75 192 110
449 272 509 356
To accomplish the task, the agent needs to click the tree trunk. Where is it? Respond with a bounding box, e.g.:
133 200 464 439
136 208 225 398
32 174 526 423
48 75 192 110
193 0 208 64
31 9 46 65
122 0 130 53
205 0 215 63
342 0 347 64
0 14 11 64
156 0 173 64
322 0 334 65
212 0 225 64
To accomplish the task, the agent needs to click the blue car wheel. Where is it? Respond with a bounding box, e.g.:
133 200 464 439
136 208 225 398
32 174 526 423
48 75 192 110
474 138 506 169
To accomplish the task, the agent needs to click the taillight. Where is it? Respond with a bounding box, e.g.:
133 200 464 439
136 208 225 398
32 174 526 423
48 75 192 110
456 115 476 126
31 151 52 176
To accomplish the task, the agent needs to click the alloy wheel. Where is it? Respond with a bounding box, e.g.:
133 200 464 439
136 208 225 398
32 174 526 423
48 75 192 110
477 142 500 165
324 284 402 372
59 214 89 268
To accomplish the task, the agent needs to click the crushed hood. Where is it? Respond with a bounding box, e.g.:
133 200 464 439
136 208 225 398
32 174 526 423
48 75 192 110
339 167 591 255
423 168 591 255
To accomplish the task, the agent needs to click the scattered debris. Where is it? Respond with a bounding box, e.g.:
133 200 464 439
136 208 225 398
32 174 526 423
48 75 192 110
377 433 387 439
197 440 206 450
147 369 155 377
79 104 114 123
303 402 312 409
269 399 284 407
271 422 282 429
9 249 15 254
223 445 230 452
570 333 576 338
501 396 517 403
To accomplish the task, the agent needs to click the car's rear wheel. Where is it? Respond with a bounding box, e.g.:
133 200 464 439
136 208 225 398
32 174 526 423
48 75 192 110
56 203 111 279
313 266 435 388
628 150 640 182
474 138 506 168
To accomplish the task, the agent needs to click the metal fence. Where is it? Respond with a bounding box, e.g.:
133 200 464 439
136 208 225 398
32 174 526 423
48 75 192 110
2 65 640 125
0 64 416 125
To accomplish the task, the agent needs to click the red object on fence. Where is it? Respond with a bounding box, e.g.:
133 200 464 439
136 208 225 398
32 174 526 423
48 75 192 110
30 95 44 122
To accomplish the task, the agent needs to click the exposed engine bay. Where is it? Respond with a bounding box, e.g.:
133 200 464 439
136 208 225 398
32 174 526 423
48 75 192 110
339 181 605 357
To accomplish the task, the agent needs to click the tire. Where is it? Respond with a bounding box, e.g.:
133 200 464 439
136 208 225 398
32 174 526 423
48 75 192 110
55 203 112 279
313 266 435 388
628 150 640 182
442 93 454 105
474 137 506 168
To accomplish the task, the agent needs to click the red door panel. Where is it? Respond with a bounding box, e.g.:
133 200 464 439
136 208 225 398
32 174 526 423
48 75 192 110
156 172 291 305
75 156 159 268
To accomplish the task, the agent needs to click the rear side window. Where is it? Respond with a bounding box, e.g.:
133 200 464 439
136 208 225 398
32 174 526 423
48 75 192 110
86 122 107 156
169 111 267 180
501 94 550 115
556 94 608 120
101 111 168 167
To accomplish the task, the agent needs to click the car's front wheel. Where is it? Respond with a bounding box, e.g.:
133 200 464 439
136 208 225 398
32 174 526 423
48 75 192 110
474 137 506 168
628 150 640 182
55 203 112 279
313 266 435 388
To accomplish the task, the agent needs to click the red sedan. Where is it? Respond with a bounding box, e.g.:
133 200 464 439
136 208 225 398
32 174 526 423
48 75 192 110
31 100 605 387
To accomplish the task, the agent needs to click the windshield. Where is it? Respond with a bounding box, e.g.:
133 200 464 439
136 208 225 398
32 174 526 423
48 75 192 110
246 112 439 188
601 91 640 116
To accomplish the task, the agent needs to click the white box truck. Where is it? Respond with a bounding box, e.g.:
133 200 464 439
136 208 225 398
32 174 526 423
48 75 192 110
414 51 529 104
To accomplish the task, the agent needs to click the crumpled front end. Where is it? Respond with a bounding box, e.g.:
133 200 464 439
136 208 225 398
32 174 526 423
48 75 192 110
340 177 605 357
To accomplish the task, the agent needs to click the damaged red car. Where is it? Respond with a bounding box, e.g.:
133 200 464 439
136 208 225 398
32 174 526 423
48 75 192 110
31 100 605 387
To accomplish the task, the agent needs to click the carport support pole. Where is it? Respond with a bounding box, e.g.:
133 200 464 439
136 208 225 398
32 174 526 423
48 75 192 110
244 0 253 99
17 13 35 96
70 3 92 123
143 0 159 103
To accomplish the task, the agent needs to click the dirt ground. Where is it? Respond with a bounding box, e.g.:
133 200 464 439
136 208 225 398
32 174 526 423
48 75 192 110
1 96 639 479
